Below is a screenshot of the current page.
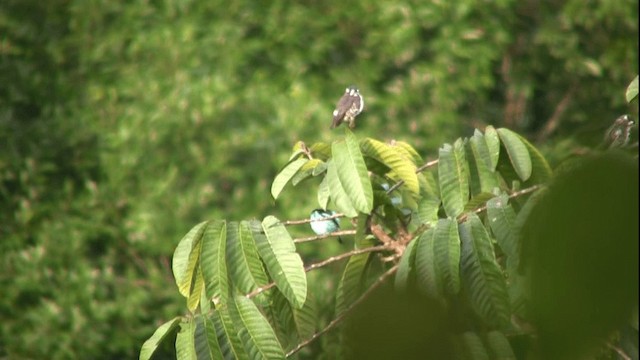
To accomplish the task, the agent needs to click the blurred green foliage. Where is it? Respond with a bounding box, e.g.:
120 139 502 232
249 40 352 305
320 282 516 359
0 0 637 358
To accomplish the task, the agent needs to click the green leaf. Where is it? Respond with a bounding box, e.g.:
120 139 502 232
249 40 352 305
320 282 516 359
497 128 532 181
434 218 461 295
485 331 516 359
227 221 269 297
272 288 316 344
317 175 331 210
515 134 552 184
459 213 510 328
187 267 205 312
484 126 501 171
173 221 208 299
438 140 470 217
139 317 181 360
176 318 196 360
336 251 372 315
360 137 419 199
256 216 307 308
392 140 424 165
626 75 639 103
417 191 440 226
395 237 419 291
291 158 323 186
326 160 358 217
200 220 228 305
230 296 286 360
486 195 518 269
415 228 442 297
469 132 500 194
461 332 490 360
212 306 250 360
332 128 373 214
271 158 308 199
194 315 224 360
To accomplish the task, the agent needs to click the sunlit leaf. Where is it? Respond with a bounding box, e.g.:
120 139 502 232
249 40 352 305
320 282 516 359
438 140 470 217
332 128 373 214
256 216 307 308
139 317 181 360
271 158 307 199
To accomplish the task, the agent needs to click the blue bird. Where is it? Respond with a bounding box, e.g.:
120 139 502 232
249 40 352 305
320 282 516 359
310 209 343 243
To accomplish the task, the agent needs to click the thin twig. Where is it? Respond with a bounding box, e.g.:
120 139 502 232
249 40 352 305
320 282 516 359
304 245 389 272
294 229 357 243
457 184 542 223
536 84 577 142
281 213 344 226
286 264 400 357
607 342 631 360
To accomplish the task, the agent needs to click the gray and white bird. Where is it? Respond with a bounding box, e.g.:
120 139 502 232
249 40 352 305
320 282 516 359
331 86 364 129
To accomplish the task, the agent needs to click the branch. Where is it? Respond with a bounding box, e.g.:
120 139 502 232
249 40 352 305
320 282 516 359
457 184 542 223
281 212 345 226
536 84 577 142
294 230 356 243
286 264 400 357
304 245 389 272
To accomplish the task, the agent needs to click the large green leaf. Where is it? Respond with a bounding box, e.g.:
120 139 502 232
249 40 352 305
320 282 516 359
291 158 324 186
256 216 307 308
392 140 424 165
194 315 224 360
360 137 419 199
200 220 228 305
270 158 308 199
394 236 419 291
485 331 516 359
326 159 358 217
438 140 470 217
332 128 373 214
173 221 208 299
469 131 500 194
213 306 250 360
434 218 461 295
176 318 196 360
459 213 510 328
497 128 532 181
486 195 518 269
460 332 490 360
316 175 331 210
272 288 316 346
335 252 371 315
139 317 181 360
230 296 286 360
336 214 378 313
414 228 442 297
515 133 552 184
226 221 269 297
484 125 501 171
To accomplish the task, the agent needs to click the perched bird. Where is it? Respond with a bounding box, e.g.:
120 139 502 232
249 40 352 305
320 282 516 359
331 86 364 129
603 115 635 149
309 209 343 243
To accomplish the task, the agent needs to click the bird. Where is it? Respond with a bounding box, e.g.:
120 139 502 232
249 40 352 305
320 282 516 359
309 209 343 243
331 86 364 129
603 115 635 149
